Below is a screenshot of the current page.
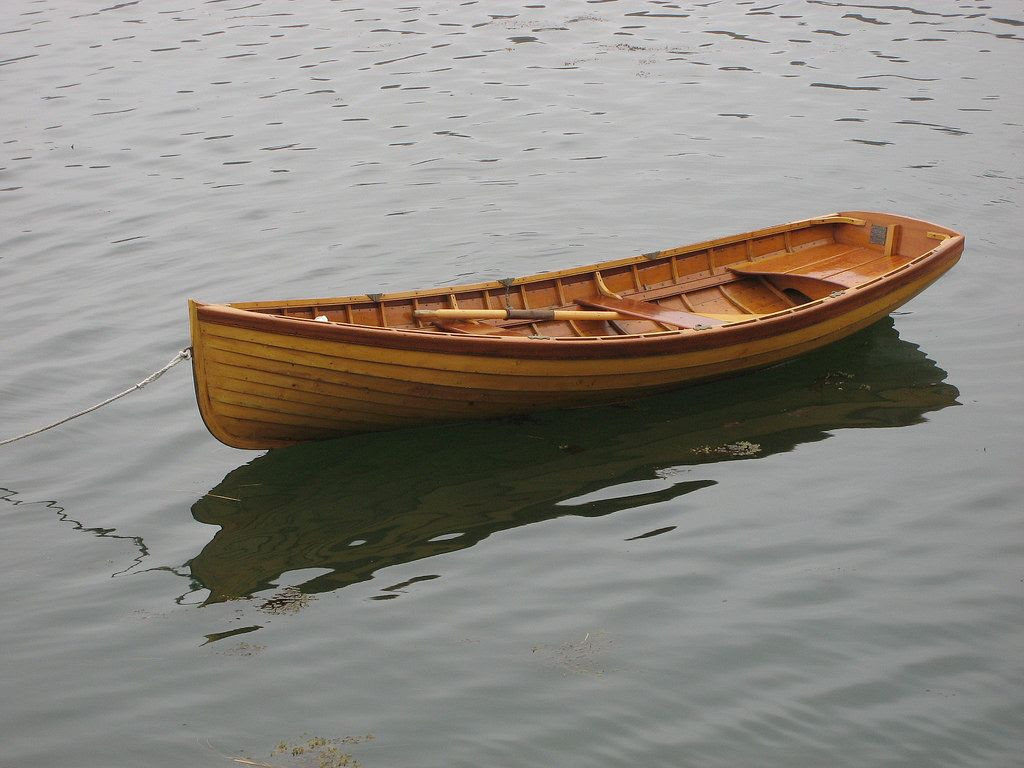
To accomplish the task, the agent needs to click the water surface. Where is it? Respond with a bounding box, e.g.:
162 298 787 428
1 1 1022 766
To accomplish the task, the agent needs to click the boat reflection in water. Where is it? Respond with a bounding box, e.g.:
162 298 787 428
187 318 958 604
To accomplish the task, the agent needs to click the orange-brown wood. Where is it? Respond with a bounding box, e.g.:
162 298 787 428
576 296 729 328
431 320 522 336
189 211 963 449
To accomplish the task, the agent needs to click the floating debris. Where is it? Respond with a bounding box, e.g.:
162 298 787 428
812 370 871 391
532 630 612 676
258 587 316 615
263 735 374 768
217 641 265 657
692 440 762 457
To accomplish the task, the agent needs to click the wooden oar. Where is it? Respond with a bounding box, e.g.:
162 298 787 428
414 308 623 322
414 308 758 324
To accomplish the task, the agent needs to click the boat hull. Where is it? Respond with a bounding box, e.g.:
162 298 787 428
189 212 962 449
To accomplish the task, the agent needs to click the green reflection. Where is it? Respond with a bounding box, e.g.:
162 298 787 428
188 318 958 603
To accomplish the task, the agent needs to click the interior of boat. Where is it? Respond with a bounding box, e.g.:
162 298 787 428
238 215 945 339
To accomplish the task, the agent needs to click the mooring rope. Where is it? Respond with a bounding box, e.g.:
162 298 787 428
0 347 192 447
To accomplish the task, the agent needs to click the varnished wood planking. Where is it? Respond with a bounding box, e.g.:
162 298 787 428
201 304 894 447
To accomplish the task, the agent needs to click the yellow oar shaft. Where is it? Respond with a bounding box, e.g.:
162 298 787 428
414 308 624 322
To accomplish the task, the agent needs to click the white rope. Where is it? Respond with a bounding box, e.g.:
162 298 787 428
0 347 192 447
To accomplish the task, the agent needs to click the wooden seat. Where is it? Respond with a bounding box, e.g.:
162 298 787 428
577 295 728 328
729 264 854 290
729 245 898 289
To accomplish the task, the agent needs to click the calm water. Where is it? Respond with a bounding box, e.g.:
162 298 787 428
2 1 1022 766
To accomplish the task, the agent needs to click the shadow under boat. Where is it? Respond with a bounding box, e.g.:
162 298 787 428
186 318 959 604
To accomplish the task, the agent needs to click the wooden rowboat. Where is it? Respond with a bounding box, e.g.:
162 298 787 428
189 211 963 449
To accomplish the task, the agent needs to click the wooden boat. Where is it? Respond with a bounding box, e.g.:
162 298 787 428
189 211 963 449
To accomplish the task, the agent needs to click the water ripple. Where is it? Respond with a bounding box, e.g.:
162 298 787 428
2 0 1022 766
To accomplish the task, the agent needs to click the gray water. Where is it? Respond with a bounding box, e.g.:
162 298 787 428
2 1 1022 766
